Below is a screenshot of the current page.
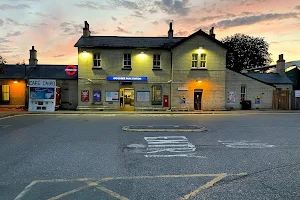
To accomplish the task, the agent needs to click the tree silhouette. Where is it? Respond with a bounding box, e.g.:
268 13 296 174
0 55 6 74
222 34 272 72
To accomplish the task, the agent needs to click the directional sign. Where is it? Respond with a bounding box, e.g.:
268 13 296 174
65 65 77 76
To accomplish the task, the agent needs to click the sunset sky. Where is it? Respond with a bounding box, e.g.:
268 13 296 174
0 0 299 65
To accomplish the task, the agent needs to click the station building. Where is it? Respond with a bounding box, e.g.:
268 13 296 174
75 21 293 111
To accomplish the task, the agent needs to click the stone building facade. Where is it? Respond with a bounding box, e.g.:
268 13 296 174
75 21 293 111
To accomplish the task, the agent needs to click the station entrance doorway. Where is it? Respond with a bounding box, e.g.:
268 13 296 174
120 88 135 111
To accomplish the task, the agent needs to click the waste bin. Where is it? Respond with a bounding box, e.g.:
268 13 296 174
241 100 251 110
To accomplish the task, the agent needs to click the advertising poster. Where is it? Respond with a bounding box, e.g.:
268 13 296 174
30 87 55 99
106 91 119 102
227 92 236 104
137 91 150 102
180 96 186 104
93 90 101 102
255 96 261 104
81 90 89 102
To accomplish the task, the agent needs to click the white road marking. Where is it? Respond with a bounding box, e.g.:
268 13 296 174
218 140 275 148
14 181 37 200
145 154 206 158
0 125 11 128
143 136 204 158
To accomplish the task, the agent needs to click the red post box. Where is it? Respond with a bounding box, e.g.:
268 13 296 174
163 95 169 107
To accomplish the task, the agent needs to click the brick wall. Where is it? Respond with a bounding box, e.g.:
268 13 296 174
226 69 275 109
77 48 172 109
171 34 227 110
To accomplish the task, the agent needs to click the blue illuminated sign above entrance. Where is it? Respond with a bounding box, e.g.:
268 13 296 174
107 76 147 81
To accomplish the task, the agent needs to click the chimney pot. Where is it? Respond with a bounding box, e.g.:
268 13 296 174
83 21 91 37
276 54 286 76
29 46 38 66
209 27 216 38
168 21 174 39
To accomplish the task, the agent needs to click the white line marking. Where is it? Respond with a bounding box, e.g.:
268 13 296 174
145 154 206 158
218 140 275 148
14 181 37 200
0 125 11 128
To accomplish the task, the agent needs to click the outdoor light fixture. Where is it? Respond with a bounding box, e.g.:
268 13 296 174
197 47 204 54
13 81 18 84
197 80 202 83
139 51 146 59
82 51 88 58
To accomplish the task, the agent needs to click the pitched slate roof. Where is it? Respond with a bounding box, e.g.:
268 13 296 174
74 36 185 49
246 73 293 85
0 65 78 80
26 65 78 80
74 29 227 49
0 65 25 79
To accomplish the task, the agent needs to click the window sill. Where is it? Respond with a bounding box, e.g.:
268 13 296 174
152 68 162 71
92 67 102 70
191 68 207 70
122 68 132 70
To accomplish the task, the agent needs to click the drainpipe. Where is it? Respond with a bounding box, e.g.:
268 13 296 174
170 50 173 111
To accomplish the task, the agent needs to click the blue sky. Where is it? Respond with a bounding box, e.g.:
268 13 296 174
0 0 299 64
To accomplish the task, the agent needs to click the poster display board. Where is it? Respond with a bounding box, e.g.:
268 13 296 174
81 90 89 102
136 91 150 102
295 90 300 98
106 91 119 102
28 79 56 112
93 90 101 102
180 96 186 104
227 91 236 104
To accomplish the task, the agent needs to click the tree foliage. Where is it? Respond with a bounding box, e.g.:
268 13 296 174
0 55 6 74
222 34 272 72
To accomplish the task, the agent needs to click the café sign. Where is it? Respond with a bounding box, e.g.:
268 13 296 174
29 79 56 88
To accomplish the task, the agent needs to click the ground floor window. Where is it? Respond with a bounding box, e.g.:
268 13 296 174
1 85 10 102
241 85 246 101
151 85 162 105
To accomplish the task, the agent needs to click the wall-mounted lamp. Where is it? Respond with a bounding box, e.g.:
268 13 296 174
197 47 204 54
13 81 18 84
82 51 88 58
196 80 202 83
139 51 146 59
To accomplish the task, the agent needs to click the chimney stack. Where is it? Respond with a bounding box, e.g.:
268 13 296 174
209 27 215 38
168 22 173 39
83 21 90 37
29 46 38 66
276 54 286 76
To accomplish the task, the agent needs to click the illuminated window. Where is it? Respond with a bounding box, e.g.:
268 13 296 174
153 54 161 69
192 54 198 68
1 85 10 102
123 54 131 69
241 86 247 101
151 85 162 105
93 54 101 68
200 54 206 68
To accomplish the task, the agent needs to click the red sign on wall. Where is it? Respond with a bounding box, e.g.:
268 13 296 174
65 65 77 76
81 90 89 102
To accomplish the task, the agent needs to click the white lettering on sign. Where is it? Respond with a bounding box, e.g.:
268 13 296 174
143 136 205 158
218 140 275 149
29 79 56 88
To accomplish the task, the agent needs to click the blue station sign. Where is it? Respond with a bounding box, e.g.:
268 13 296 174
107 76 147 81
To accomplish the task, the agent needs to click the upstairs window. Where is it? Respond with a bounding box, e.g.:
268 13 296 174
153 54 161 69
123 54 132 69
192 54 198 68
93 54 101 68
200 54 206 68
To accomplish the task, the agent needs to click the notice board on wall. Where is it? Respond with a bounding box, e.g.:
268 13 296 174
136 91 150 102
106 91 119 101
